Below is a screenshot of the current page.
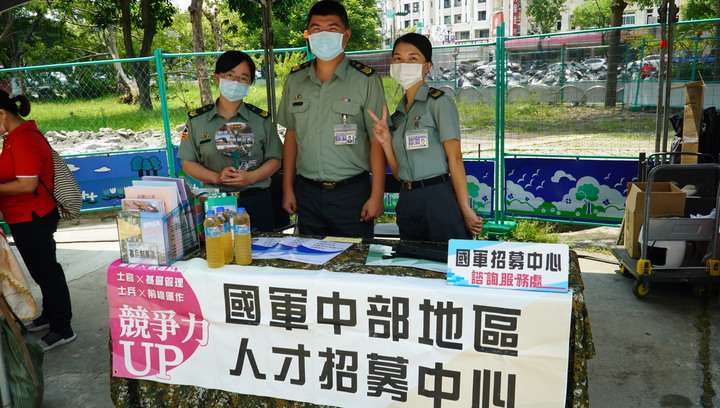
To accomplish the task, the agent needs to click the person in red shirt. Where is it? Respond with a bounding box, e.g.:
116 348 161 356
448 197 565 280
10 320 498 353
0 90 76 351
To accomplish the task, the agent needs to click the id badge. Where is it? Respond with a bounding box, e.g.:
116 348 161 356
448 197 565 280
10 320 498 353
405 129 430 150
334 123 358 145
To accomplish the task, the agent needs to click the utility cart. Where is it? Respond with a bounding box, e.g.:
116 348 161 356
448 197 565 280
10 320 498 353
612 158 720 298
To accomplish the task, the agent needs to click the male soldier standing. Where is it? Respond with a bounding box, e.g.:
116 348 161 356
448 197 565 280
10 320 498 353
277 0 386 239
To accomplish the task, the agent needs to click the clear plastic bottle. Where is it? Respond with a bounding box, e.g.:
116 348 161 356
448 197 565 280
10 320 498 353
215 206 233 264
204 210 224 268
233 207 252 265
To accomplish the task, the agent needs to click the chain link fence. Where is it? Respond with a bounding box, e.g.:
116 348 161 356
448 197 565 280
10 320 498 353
2 21 719 225
2 22 717 161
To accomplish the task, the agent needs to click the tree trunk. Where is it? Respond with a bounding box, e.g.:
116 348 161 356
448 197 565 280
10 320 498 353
0 12 14 45
118 0 154 110
604 0 627 108
102 25 139 99
190 0 213 106
118 0 135 59
202 6 223 52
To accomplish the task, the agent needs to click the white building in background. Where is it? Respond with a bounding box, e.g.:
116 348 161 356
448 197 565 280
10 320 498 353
378 0 687 48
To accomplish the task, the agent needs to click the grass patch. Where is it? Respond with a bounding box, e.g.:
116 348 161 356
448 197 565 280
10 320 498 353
506 220 559 243
30 81 284 133
29 78 657 139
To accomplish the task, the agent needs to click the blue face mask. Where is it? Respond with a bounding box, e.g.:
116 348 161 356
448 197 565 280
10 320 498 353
219 78 251 102
308 31 345 61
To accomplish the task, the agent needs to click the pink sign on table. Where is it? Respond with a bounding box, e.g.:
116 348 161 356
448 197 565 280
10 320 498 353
107 259 208 380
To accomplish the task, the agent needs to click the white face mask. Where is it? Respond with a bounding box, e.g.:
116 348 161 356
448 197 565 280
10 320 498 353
308 31 345 61
219 78 251 102
390 63 425 91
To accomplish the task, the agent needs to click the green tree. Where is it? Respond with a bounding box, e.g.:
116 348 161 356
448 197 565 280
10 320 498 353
681 0 720 81
681 0 716 19
227 0 381 50
575 184 599 215
0 2 80 68
572 0 613 29
526 0 566 34
117 0 175 110
603 0 658 108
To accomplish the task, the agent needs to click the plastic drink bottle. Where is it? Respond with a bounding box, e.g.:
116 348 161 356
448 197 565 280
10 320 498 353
233 207 252 265
204 210 224 268
215 206 233 264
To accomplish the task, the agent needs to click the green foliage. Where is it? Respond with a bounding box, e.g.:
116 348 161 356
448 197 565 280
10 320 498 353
227 0 381 50
273 52 308 85
681 0 717 20
526 0 566 34
508 221 559 243
572 0 613 29
0 4 80 67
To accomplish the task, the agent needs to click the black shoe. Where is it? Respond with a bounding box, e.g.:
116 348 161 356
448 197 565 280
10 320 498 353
24 316 50 333
39 331 77 351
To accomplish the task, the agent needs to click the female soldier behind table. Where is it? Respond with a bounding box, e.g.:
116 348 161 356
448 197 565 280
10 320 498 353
368 33 483 241
178 50 283 232
0 90 76 351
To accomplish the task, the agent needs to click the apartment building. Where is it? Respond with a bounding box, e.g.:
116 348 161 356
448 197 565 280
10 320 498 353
378 0 686 48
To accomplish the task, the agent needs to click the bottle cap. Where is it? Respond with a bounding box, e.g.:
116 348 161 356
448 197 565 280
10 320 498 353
238 207 246 212
216 206 225 212
206 209 215 216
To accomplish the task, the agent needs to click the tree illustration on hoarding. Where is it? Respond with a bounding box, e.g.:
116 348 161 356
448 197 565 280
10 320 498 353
575 184 600 215
131 156 163 177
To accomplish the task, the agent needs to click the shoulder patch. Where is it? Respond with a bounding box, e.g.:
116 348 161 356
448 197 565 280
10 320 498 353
349 60 375 76
290 61 312 74
245 103 270 119
428 87 445 99
188 103 214 118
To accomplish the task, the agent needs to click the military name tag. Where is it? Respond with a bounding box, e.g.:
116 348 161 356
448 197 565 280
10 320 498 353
334 123 358 145
405 129 429 150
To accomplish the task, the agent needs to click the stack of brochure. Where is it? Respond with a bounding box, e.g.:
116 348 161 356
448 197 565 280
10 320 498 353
117 176 198 265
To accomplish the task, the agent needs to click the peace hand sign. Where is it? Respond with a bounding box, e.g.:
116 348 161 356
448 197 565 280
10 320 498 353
367 105 392 145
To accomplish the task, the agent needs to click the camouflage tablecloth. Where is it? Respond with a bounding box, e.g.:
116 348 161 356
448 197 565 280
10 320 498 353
110 237 595 408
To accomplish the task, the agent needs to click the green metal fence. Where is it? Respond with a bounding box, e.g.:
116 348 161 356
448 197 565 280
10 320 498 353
2 19 719 225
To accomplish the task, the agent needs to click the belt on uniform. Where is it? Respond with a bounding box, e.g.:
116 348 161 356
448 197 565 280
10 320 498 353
401 174 450 191
228 188 265 199
298 172 368 191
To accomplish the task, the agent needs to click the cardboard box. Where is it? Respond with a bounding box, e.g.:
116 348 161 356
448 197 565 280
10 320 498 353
680 80 705 164
623 182 686 258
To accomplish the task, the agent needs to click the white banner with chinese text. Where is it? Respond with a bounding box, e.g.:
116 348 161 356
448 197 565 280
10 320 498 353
108 258 572 407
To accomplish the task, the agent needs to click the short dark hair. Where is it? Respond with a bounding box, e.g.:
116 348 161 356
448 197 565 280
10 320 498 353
307 1 349 30
0 90 31 117
393 33 432 63
214 50 257 84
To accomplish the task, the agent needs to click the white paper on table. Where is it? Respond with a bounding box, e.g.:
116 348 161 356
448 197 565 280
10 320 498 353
251 237 286 259
250 237 352 265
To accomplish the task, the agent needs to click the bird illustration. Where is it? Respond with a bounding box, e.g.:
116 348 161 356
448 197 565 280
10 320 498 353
518 173 527 183
614 177 626 188
508 169 515 177
604 173 612 181
536 181 546 190
483 172 489 179
532 169 540 178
